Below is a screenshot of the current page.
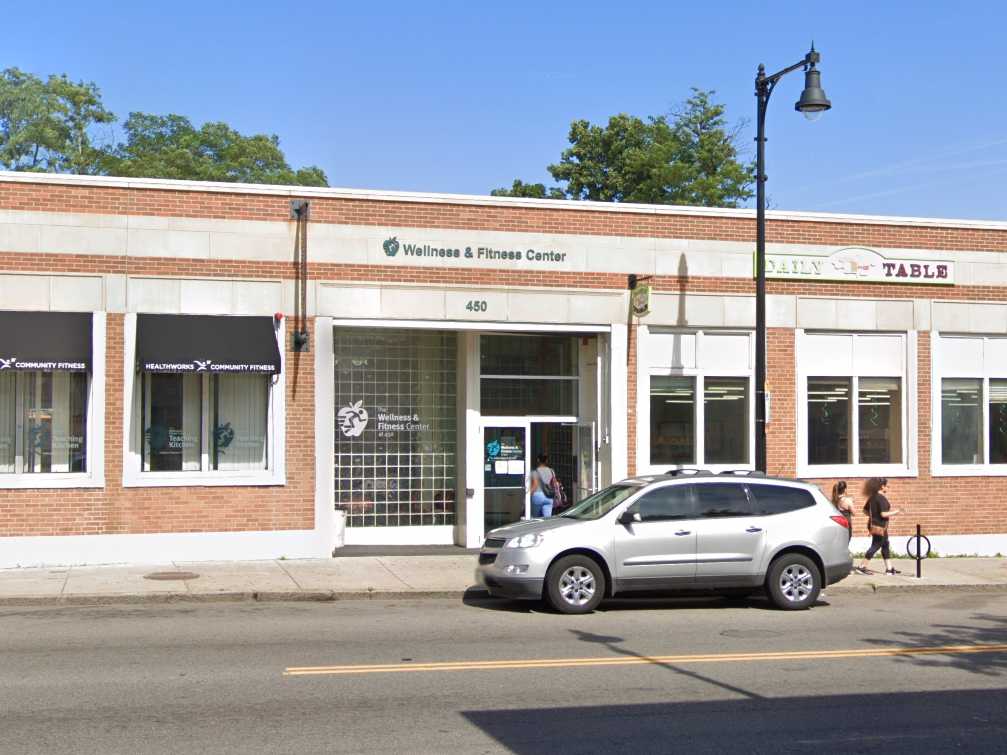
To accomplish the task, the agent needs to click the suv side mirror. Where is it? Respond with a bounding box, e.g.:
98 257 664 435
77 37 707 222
618 510 641 525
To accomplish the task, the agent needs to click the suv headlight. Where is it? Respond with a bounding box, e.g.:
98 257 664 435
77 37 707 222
505 533 545 549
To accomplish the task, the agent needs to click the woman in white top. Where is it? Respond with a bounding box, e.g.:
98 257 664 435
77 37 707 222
831 480 854 540
530 454 556 518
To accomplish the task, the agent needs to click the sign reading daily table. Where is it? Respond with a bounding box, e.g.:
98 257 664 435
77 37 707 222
761 247 954 285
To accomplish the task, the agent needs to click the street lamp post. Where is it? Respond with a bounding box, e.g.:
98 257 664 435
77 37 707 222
754 45 831 473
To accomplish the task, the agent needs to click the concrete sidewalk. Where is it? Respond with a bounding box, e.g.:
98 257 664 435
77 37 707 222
1 556 1006 606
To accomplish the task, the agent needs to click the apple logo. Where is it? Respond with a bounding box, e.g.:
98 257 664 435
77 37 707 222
338 400 369 437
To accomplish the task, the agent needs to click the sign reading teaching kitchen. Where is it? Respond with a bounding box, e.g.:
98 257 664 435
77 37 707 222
762 247 954 285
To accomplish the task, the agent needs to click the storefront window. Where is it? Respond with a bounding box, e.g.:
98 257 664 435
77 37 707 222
649 376 750 467
0 373 10 473
650 377 695 464
142 373 201 471
480 334 578 416
858 378 903 464
334 328 457 527
704 378 748 464
798 332 910 473
807 378 852 465
990 380 1007 464
480 334 576 376
808 376 904 466
0 371 88 474
141 373 269 472
941 378 983 465
211 375 268 471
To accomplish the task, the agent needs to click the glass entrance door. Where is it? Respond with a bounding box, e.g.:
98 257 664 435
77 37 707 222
573 421 597 504
483 422 529 532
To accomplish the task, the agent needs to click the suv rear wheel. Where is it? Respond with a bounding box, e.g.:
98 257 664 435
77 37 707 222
766 553 820 610
545 555 606 614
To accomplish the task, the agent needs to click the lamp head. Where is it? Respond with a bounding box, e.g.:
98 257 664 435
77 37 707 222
795 47 831 121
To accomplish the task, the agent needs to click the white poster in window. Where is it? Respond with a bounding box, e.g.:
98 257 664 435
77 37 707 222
507 460 525 475
494 460 509 474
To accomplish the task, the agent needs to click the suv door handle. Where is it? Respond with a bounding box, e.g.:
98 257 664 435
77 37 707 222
675 530 691 536
745 526 763 533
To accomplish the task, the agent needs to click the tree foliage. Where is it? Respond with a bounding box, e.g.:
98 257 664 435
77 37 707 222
0 67 327 186
102 113 328 186
0 68 114 174
490 179 565 199
493 89 753 208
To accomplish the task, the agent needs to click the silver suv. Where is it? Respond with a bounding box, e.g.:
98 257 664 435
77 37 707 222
475 471 852 613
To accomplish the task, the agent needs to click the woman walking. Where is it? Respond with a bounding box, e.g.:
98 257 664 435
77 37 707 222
529 454 557 518
831 481 855 539
856 477 903 575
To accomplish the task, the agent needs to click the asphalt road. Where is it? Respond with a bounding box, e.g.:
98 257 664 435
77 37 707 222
2 590 1006 754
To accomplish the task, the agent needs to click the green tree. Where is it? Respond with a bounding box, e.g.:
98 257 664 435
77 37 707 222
493 89 753 208
490 179 565 199
103 113 328 186
1 66 326 186
0 68 113 174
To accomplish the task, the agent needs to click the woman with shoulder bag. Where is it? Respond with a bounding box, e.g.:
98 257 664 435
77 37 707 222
855 477 903 575
529 454 556 518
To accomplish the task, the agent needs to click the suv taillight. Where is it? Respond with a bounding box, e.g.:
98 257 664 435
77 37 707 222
830 515 850 528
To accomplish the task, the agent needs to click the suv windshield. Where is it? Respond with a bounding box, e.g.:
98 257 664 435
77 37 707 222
560 483 642 520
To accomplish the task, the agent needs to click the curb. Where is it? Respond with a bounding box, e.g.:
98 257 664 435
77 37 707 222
3 583 1007 607
0 588 490 607
828 582 1007 595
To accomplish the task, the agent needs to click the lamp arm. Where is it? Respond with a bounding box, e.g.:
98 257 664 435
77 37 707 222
756 52 814 126
764 57 810 86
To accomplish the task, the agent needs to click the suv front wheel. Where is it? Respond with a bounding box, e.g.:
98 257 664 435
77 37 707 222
766 553 821 610
545 555 606 614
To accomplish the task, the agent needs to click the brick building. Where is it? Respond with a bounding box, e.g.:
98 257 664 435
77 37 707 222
0 171 1005 566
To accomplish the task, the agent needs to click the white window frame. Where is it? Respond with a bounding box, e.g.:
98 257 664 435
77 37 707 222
122 313 286 487
638 328 755 475
931 332 1007 476
796 330 917 479
0 312 106 489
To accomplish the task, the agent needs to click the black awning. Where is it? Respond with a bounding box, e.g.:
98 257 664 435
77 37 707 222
0 311 92 371
136 314 282 374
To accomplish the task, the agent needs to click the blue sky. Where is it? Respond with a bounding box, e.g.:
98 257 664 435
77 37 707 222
8 1 1007 220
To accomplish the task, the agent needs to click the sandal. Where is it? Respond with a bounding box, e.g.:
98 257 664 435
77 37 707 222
886 568 902 575
854 566 873 575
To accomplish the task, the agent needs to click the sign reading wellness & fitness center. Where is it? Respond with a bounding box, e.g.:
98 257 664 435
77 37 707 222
382 237 567 265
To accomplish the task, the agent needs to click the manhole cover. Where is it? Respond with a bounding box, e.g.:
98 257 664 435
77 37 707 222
143 571 200 581
720 629 782 639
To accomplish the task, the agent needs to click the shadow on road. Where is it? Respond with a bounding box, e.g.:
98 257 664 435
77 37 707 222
462 590 788 614
569 628 763 700
861 612 1007 677
461 688 1007 754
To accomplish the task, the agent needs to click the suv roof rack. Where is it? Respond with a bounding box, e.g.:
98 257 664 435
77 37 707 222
718 470 766 477
666 468 712 477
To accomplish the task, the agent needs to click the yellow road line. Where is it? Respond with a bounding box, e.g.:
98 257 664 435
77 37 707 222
284 643 1007 677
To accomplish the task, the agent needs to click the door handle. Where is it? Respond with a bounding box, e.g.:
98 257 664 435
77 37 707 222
675 530 691 536
746 526 763 533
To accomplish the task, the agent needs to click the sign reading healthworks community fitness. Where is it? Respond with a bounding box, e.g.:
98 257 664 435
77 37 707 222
762 247 955 285
382 236 567 266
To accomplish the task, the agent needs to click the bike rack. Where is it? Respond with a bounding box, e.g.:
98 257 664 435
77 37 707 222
907 524 931 579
